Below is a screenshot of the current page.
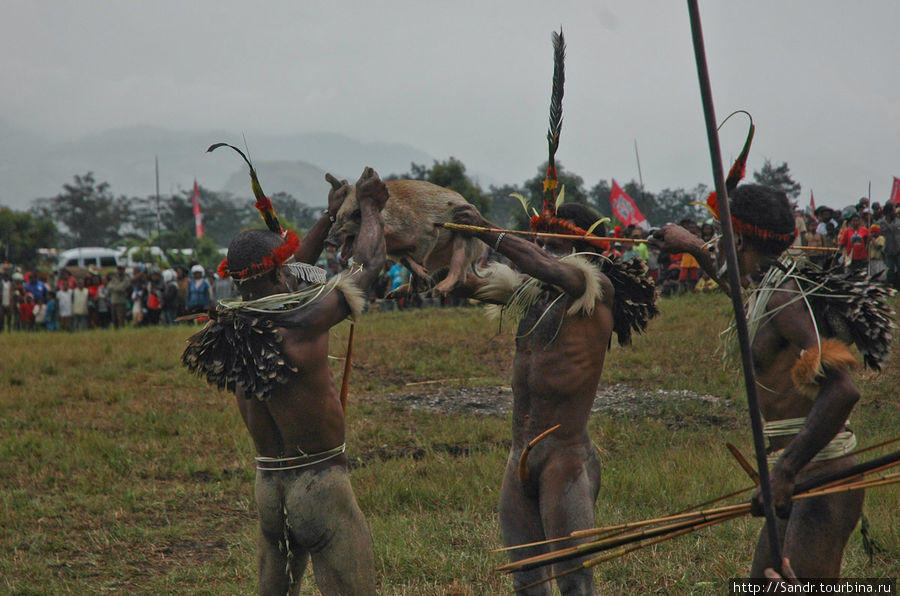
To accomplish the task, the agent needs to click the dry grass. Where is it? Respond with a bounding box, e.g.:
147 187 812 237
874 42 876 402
1 292 897 594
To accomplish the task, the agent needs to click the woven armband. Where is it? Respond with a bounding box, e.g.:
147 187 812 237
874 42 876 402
791 338 858 397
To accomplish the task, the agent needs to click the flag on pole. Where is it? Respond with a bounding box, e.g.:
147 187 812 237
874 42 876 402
890 176 900 204
809 189 816 213
609 179 649 230
192 179 205 238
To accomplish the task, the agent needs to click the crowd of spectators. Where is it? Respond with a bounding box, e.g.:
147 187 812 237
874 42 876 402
0 263 237 333
4 199 897 332
621 196 900 298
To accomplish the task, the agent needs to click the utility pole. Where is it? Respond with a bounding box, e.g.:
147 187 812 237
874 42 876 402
634 138 647 204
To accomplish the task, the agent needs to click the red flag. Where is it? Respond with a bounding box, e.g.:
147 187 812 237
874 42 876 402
609 180 649 230
890 176 900 204
809 189 816 212
192 179 205 238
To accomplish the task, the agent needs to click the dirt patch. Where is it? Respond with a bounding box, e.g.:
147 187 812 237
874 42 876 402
383 383 741 428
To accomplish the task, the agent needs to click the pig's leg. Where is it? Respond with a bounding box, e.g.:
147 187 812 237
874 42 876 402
433 234 468 294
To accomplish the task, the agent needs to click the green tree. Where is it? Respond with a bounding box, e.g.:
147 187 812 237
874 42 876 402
31 172 130 248
488 184 527 229
394 158 492 215
166 185 250 247
191 235 225 271
268 192 320 232
0 207 57 267
651 187 711 225
588 180 613 219
752 159 801 199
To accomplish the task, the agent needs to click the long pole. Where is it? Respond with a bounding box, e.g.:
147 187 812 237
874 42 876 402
686 0 783 570
634 138 649 210
634 139 645 196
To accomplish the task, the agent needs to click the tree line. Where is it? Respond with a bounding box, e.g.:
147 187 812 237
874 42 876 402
1 158 800 268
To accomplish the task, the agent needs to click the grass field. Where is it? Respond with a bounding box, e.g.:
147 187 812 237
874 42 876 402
1 292 898 595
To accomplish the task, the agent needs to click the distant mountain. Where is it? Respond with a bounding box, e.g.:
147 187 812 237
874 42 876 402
221 160 332 205
0 121 437 210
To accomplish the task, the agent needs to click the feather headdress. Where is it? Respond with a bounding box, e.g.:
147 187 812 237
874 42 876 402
208 142 300 281
527 29 611 252
703 112 796 246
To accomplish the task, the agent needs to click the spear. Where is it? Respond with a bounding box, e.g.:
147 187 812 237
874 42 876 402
440 222 835 252
514 512 747 592
498 475 899 576
499 437 900 554
685 0 783 572
497 450 900 574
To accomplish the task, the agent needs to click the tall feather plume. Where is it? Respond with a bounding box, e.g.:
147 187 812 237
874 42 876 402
724 111 755 193
706 111 755 218
207 142 283 234
543 28 565 213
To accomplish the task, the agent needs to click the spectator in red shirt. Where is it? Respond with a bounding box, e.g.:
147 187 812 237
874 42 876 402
838 213 869 272
19 293 35 331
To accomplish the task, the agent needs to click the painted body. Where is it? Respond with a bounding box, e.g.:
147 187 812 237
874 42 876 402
451 203 614 595
651 185 864 579
233 168 387 595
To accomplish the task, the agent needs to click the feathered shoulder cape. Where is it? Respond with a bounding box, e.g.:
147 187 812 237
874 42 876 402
475 253 659 346
181 271 365 401
746 259 895 370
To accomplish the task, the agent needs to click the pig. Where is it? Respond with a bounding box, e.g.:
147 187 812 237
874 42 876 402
326 173 485 294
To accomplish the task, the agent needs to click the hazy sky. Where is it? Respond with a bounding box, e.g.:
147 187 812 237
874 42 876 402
3 0 899 210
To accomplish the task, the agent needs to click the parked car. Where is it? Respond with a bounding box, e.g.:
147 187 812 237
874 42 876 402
56 247 120 273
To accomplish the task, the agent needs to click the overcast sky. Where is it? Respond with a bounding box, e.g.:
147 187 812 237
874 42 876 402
3 0 898 210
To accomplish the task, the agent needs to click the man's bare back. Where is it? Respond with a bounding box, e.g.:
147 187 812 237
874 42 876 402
184 167 388 595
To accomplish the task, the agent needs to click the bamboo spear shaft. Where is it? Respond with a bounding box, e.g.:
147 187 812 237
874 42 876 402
496 506 744 573
499 443 900 554
494 502 748 553
686 0 783 571
672 437 900 516
439 222 834 251
506 469 900 584
498 476 872 574
514 511 747 592
439 222 632 244
793 449 900 494
794 472 900 500
498 454 900 573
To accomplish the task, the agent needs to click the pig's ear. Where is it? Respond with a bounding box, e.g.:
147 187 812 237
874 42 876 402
325 173 345 190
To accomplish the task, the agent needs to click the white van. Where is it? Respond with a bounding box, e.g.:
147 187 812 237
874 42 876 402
56 247 120 271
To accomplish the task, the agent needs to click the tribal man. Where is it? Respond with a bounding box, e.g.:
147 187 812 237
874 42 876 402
183 158 387 595
651 183 893 578
451 201 657 594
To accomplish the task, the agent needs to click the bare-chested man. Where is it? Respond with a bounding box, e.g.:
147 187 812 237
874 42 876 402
451 201 655 594
652 184 891 578
183 167 387 595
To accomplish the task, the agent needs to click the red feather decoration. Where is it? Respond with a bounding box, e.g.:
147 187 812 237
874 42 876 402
220 231 301 281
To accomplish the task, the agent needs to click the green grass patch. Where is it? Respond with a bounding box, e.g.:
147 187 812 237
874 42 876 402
1 293 897 594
